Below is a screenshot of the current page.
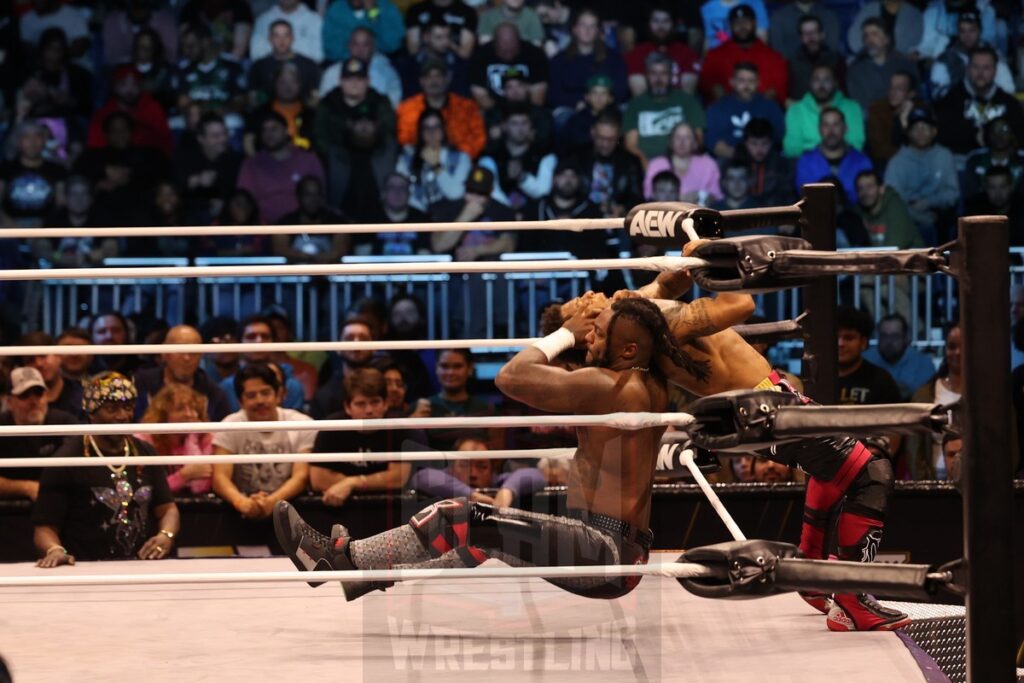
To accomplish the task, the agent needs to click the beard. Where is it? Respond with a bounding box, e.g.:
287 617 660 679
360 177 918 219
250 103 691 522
21 410 46 426
588 346 611 368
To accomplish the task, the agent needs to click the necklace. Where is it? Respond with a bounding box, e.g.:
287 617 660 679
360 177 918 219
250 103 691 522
630 366 650 373
85 435 132 476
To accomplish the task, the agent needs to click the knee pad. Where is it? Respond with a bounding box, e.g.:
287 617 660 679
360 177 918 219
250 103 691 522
803 440 873 515
408 497 473 558
408 498 521 565
844 456 894 521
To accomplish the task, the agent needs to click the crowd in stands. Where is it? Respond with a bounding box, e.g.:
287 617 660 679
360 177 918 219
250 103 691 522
1 0 1024 561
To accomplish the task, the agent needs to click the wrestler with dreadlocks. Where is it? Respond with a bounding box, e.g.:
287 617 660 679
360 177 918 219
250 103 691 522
546 240 910 632
274 298 692 601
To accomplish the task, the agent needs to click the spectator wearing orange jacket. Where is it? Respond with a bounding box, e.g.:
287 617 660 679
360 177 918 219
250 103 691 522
396 58 486 159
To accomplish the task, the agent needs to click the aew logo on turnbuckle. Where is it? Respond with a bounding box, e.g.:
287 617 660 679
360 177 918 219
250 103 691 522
656 436 720 477
623 202 723 249
629 210 685 239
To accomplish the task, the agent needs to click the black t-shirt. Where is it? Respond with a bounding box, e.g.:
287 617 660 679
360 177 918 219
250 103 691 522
179 0 254 51
50 382 85 421
429 198 516 234
467 41 549 99
38 63 94 119
313 412 423 476
74 145 168 227
32 437 173 561
518 197 607 256
248 53 320 102
0 408 80 481
838 360 902 406
0 159 67 222
425 394 494 452
171 138 243 220
352 205 433 256
407 0 477 42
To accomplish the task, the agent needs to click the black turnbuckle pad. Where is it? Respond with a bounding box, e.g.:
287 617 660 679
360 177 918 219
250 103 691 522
690 236 815 293
687 390 804 452
676 540 800 599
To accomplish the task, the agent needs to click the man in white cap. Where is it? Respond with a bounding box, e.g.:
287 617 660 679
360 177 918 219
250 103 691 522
0 367 80 501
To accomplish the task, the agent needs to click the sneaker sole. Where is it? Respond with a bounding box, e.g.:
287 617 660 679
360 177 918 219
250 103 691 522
826 615 912 632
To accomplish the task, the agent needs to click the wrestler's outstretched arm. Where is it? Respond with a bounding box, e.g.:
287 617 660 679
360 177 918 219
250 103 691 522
656 295 756 343
632 269 694 300
496 310 611 414
632 240 755 341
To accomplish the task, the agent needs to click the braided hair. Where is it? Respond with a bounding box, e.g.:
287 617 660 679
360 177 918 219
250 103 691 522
608 298 711 383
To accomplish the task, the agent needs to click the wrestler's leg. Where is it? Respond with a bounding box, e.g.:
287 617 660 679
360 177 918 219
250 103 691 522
762 436 872 561
765 439 909 630
277 499 640 601
391 499 637 598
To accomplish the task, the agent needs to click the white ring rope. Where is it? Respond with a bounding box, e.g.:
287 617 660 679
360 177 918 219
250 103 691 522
0 256 708 282
0 562 716 588
0 217 622 240
0 412 695 438
0 448 577 469
0 338 541 356
679 448 747 542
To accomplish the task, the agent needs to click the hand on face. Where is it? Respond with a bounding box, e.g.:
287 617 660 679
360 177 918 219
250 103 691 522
562 305 600 347
560 290 608 319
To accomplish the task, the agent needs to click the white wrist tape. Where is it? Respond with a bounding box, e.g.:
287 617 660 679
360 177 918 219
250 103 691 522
533 327 576 362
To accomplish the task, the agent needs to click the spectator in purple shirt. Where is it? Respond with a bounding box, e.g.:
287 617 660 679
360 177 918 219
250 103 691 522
237 111 325 224
408 435 545 507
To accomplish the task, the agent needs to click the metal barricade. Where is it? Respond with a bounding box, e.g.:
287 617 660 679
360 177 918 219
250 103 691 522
328 255 452 340
684 246 964 353
194 256 316 340
498 252 591 338
40 258 188 333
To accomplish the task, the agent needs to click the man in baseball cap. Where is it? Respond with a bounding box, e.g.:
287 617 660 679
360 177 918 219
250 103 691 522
929 9 1014 99
340 56 369 80
0 367 81 501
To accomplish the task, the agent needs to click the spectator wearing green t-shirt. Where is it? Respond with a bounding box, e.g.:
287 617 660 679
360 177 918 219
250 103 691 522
853 170 923 249
478 0 544 47
623 51 705 169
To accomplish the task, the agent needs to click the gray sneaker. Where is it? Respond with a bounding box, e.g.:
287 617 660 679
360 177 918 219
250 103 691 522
272 501 390 600
273 501 346 587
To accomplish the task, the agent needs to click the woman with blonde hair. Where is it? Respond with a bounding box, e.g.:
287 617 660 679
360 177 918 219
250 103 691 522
642 121 722 204
139 383 215 495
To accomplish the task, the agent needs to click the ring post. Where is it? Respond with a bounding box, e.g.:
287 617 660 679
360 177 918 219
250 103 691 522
954 215 1015 681
798 183 837 403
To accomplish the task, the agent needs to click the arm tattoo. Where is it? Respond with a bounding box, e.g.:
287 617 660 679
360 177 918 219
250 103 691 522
675 300 718 340
649 302 713 383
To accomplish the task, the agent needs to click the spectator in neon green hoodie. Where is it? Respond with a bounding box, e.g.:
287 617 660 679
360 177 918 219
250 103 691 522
783 63 864 158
